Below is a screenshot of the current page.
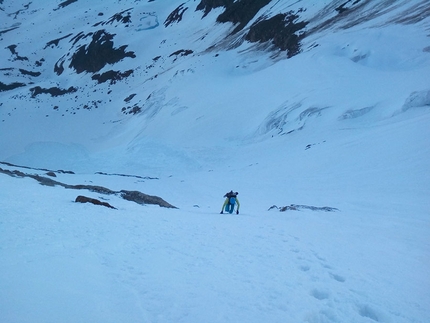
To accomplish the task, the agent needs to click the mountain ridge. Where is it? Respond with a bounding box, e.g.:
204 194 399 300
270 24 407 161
0 0 429 171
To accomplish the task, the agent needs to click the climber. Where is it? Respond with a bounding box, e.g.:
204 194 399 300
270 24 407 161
220 191 240 214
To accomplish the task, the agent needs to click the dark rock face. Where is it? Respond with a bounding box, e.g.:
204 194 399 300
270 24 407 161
65 30 136 74
196 0 234 17
169 49 194 57
55 0 78 11
169 49 194 62
29 86 78 98
196 0 308 54
0 26 19 36
92 69 133 84
165 4 189 27
6 44 29 61
246 12 308 56
197 0 271 33
44 33 73 49
93 9 133 27
0 81 26 92
121 104 142 115
216 0 272 34
124 94 137 103
75 195 116 209
120 190 177 209
19 69 41 77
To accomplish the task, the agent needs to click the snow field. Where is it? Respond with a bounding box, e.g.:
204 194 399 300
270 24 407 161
1 0 430 322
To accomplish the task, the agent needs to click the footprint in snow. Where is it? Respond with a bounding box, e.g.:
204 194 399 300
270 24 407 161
330 272 346 282
310 288 330 300
300 265 310 272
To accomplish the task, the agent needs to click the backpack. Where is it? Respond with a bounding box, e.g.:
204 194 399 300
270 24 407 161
229 197 236 205
224 191 238 199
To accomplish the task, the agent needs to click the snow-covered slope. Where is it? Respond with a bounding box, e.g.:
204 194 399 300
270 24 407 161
1 0 429 168
1 0 429 322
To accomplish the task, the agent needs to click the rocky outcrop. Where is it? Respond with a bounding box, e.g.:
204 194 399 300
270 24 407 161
55 30 136 76
0 81 26 92
30 86 78 98
269 204 339 212
245 12 308 56
216 0 272 34
120 190 176 208
0 163 176 209
75 195 116 209
195 0 307 55
91 69 133 84
164 4 188 27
